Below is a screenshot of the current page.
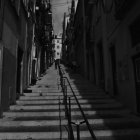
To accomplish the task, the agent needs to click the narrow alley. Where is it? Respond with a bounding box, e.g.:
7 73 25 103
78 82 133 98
1 0 140 140
0 64 140 139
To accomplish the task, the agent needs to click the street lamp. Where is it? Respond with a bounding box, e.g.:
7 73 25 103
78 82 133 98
48 11 52 15
35 6 39 10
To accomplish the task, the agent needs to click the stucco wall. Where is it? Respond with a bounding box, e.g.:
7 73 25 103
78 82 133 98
105 1 140 112
19 3 28 92
2 22 18 110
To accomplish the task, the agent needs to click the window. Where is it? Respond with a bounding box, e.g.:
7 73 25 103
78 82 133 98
57 40 59 43
57 46 59 49
130 16 140 47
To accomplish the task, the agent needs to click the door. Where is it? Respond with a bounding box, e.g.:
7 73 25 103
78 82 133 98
86 53 90 80
0 42 3 116
31 59 37 85
16 46 23 99
110 46 118 95
98 42 105 88
91 52 96 83
133 55 140 113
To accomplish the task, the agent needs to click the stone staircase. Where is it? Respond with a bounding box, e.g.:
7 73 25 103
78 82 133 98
0 65 140 139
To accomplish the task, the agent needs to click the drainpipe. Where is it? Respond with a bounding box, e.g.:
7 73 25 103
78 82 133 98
81 0 87 78
0 0 5 117
0 0 5 40
101 1 110 92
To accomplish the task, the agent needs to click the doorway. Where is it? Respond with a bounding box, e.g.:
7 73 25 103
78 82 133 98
133 55 140 114
91 52 96 83
31 59 37 85
16 46 23 99
97 42 105 88
86 53 90 80
110 46 118 95
0 42 3 116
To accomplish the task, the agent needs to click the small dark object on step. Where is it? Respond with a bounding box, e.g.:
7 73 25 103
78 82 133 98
40 92 43 96
23 89 32 93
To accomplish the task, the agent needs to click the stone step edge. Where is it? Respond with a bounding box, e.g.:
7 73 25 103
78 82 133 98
0 129 140 139
0 118 140 127
3 109 131 117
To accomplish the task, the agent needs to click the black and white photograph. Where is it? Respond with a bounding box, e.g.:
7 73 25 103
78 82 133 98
0 0 140 139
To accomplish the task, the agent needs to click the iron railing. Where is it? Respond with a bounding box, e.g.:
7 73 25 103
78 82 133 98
59 95 72 140
58 65 97 140
61 79 75 140
58 96 62 140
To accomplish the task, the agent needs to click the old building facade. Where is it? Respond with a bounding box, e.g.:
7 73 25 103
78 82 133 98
63 0 140 114
53 35 62 61
35 0 53 78
0 0 29 112
0 0 53 116
0 0 37 113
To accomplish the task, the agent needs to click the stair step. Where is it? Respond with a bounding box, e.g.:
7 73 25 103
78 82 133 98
0 129 140 140
66 90 104 93
16 99 117 105
10 103 122 111
0 131 68 140
0 120 67 132
3 109 130 120
95 129 140 140
1 66 139 140
66 88 104 91
0 118 139 130
20 94 110 100
29 89 104 93
23 91 105 96
28 86 101 90
28 86 59 89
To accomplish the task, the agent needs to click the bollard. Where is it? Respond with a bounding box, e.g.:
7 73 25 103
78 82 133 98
72 120 86 140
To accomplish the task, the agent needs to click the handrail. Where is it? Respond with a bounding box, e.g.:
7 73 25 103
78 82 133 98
59 65 97 140
59 67 74 140
59 94 72 140
60 67 65 75
63 84 75 140
63 77 97 139
64 125 70 140
58 96 62 140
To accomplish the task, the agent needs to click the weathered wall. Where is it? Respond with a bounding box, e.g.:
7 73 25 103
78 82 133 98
19 2 28 92
102 1 140 112
2 20 18 110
